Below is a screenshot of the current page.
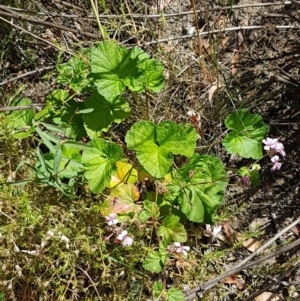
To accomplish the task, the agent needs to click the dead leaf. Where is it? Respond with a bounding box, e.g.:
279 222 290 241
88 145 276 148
231 52 240 75
223 222 235 238
221 36 230 49
254 292 283 301
243 238 261 252
194 38 212 56
216 14 229 30
159 0 172 11
223 275 245 290
223 222 235 245
291 225 300 237
200 39 210 51
208 84 218 105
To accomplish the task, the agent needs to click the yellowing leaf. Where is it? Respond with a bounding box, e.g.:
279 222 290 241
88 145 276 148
109 161 138 188
108 184 141 214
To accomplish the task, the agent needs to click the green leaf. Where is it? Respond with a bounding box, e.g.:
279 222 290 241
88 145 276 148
91 42 165 98
84 126 102 140
36 148 51 177
83 90 130 132
153 281 163 300
82 139 123 193
143 250 164 273
91 42 128 98
46 89 70 104
45 89 71 118
60 99 86 140
178 188 205 223
35 127 57 153
223 109 268 159
168 154 228 223
138 58 165 92
53 144 63 174
158 214 187 244
156 121 197 157
158 241 169 264
250 170 260 186
138 210 152 223
4 98 35 138
143 199 160 219
40 146 83 179
56 49 92 93
167 288 185 301
38 122 65 134
91 41 127 74
92 73 126 99
58 145 83 178
63 141 93 151
125 120 198 178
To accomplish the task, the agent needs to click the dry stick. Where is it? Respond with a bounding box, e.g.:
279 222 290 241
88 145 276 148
0 16 74 55
235 217 300 269
243 259 300 301
0 104 46 112
141 25 296 45
52 0 85 12
184 237 300 301
0 8 100 39
0 66 55 87
2 1 291 18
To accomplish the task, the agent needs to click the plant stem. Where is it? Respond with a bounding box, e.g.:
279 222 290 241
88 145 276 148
90 0 107 40
132 92 148 120
145 90 149 120
190 0 207 75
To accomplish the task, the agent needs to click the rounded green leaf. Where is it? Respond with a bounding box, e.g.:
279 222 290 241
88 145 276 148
167 288 185 301
158 214 187 244
168 154 228 223
125 120 198 178
83 90 130 132
82 139 123 193
223 109 268 159
143 251 164 273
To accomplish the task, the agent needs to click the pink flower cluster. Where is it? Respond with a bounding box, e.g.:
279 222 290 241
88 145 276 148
104 213 134 247
262 137 286 171
167 242 190 256
117 230 133 247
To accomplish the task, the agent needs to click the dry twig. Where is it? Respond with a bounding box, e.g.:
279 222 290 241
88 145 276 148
0 104 45 112
0 6 100 38
2 2 291 19
0 66 55 87
184 218 300 300
243 259 300 301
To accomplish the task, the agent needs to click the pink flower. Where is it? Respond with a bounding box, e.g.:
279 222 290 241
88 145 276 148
117 230 133 247
122 236 133 247
205 224 222 238
105 213 119 226
273 142 286 157
263 137 286 157
262 137 279 150
271 155 282 171
174 242 190 256
241 176 250 187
